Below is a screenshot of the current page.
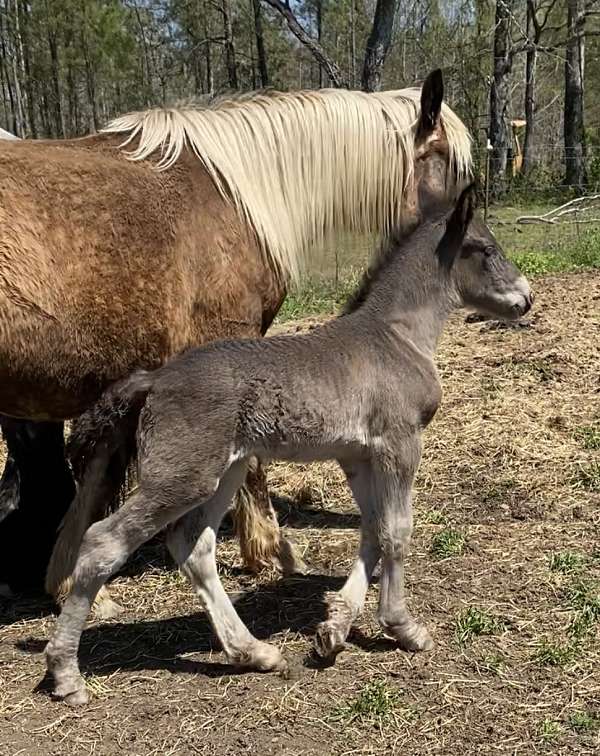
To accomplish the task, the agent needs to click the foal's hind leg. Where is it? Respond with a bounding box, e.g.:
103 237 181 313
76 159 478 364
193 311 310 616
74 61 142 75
315 461 381 660
167 462 287 674
46 447 126 620
235 458 307 575
45 487 194 705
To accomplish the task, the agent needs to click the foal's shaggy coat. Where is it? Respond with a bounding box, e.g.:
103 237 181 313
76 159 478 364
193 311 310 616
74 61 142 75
46 187 532 705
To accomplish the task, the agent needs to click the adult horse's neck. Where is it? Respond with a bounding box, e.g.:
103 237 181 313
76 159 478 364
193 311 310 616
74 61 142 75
351 222 454 358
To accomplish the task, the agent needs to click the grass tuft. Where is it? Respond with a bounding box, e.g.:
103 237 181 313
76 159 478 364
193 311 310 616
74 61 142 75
331 679 409 727
455 607 506 645
548 551 587 574
570 462 600 492
574 424 600 450
430 528 465 559
539 718 563 743
569 710 600 734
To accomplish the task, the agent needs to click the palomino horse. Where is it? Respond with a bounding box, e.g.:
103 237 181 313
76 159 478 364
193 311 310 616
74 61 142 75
45 186 532 705
0 70 471 608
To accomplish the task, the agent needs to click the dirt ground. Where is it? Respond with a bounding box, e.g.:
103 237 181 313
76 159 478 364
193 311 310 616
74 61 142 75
1 270 599 756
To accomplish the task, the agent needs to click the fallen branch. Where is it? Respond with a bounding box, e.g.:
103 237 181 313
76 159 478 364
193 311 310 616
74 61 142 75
517 194 600 224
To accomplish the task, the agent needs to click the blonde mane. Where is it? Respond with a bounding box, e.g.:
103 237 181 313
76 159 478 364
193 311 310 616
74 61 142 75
104 88 472 281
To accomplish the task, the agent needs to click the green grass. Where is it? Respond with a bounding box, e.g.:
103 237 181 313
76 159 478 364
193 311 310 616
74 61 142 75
430 528 465 559
574 424 600 450
569 710 600 735
549 551 587 574
421 508 447 525
570 462 600 492
455 607 506 645
539 718 563 743
535 638 577 667
277 271 360 322
331 678 409 726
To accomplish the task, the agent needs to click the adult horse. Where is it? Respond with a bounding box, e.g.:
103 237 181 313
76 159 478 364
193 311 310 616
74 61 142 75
0 70 471 610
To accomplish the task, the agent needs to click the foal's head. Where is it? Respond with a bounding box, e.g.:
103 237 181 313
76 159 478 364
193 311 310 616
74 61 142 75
437 186 533 320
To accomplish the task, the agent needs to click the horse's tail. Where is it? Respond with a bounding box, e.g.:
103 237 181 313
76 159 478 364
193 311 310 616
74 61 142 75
45 370 153 605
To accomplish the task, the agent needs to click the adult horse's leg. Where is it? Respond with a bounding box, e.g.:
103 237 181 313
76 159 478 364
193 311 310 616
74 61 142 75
0 417 75 593
235 457 307 575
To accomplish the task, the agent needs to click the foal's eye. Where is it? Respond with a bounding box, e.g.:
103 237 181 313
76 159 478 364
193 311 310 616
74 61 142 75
483 245 495 258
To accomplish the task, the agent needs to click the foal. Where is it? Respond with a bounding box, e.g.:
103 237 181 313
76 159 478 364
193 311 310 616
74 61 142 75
46 186 532 705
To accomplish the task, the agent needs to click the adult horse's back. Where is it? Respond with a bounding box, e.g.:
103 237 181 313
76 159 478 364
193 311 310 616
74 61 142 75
0 71 472 598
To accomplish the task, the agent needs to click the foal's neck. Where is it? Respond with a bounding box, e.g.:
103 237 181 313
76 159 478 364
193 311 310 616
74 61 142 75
358 234 454 357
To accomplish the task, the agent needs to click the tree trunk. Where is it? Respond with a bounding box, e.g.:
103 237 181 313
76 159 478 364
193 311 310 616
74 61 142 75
361 0 397 93
488 0 514 196
252 0 269 87
564 0 586 190
222 0 238 89
19 0 37 137
43 0 64 137
522 1 537 175
316 0 323 88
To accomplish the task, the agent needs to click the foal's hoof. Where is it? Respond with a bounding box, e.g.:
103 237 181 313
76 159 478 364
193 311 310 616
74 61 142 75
380 621 434 652
314 621 347 661
51 677 89 706
62 687 90 707
238 640 288 676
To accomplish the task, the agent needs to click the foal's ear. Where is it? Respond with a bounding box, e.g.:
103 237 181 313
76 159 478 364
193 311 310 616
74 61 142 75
436 183 476 268
419 69 444 135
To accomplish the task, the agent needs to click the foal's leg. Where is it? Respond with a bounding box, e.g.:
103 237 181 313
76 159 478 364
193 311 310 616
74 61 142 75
45 486 194 705
167 463 287 674
314 461 381 659
375 446 433 652
45 447 126 620
235 457 307 575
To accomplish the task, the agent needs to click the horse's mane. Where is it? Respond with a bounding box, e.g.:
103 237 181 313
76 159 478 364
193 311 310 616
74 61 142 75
103 88 471 281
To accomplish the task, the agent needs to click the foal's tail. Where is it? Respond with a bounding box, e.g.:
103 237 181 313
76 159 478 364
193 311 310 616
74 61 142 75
45 371 153 605
67 370 154 480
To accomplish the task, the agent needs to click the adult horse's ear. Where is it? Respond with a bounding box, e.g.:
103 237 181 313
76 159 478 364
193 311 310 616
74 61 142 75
419 69 444 135
436 183 476 268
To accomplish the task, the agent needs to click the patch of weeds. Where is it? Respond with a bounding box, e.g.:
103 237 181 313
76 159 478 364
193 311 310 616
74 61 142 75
481 653 505 674
331 678 409 727
539 718 563 743
455 607 506 645
534 638 576 667
549 551 587 574
570 462 600 492
421 509 446 525
514 357 557 382
565 580 600 641
569 710 600 735
430 528 465 560
574 424 600 451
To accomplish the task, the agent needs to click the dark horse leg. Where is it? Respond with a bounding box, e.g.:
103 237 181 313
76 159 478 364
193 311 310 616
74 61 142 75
0 417 75 593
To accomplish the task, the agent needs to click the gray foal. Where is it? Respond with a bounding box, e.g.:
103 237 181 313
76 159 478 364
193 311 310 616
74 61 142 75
46 185 532 705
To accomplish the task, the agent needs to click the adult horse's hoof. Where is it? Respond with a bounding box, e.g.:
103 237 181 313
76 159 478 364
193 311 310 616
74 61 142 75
380 619 434 652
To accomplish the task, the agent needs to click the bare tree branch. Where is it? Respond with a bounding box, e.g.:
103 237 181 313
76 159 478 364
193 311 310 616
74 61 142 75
262 0 346 87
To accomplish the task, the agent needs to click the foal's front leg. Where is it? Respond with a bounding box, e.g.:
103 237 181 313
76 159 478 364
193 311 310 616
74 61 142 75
375 441 433 652
315 461 381 659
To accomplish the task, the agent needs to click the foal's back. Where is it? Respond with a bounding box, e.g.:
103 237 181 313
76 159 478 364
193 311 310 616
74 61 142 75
144 310 439 468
